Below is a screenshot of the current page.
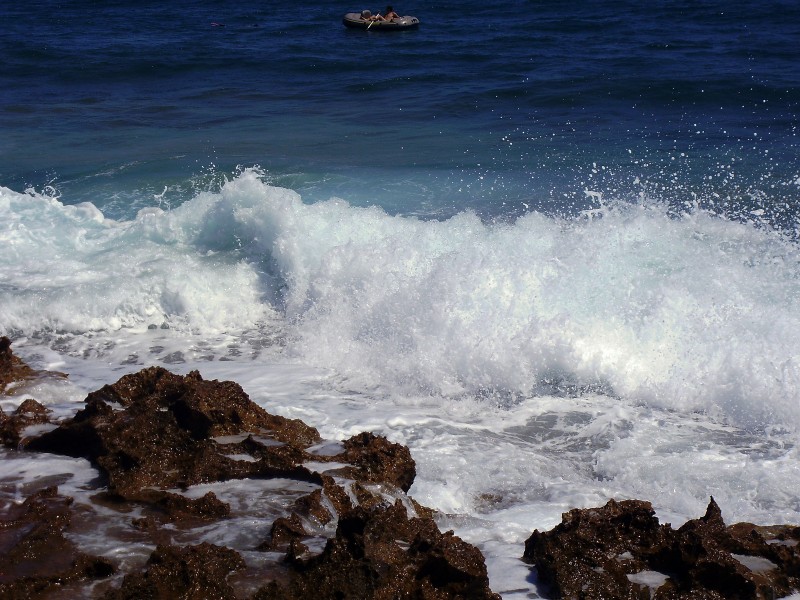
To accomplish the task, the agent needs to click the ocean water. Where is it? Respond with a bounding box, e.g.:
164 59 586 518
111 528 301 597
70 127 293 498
2 0 800 596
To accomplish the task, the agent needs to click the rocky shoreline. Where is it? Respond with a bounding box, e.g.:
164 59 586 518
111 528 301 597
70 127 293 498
2 337 799 599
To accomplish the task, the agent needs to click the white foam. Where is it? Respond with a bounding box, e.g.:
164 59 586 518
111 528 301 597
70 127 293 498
0 182 278 336
627 570 671 595
731 553 778 572
4 171 800 598
4 173 800 431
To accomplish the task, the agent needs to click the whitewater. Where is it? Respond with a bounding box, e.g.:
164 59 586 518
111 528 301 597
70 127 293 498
2 168 800 596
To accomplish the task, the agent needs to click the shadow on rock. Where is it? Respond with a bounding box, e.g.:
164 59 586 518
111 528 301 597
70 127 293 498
523 497 800 599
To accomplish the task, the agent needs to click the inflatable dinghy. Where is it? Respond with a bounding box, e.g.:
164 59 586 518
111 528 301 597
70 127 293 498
342 11 420 30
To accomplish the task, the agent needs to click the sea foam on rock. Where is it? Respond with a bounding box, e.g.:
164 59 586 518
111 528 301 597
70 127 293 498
0 486 115 598
1 344 497 599
5 337 800 598
0 335 36 392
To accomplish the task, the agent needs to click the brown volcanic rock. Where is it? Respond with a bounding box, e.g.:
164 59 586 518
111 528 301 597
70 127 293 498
262 512 311 553
340 431 417 492
13 366 496 599
104 542 245 600
86 366 320 445
290 474 355 526
146 489 232 521
523 498 669 598
523 497 800 599
25 366 324 500
0 486 114 597
0 336 36 392
0 398 53 448
257 500 500 600
23 366 420 518
260 483 349 554
0 336 67 395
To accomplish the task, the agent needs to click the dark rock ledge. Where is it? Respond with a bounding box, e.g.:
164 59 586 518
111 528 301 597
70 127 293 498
0 335 40 393
524 498 800 599
3 338 800 599
1 339 499 599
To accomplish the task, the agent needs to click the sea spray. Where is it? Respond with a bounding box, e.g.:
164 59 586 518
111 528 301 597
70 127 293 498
3 171 799 430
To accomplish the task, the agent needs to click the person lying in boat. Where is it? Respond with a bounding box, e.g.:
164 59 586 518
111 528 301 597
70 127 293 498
360 6 401 22
382 6 401 21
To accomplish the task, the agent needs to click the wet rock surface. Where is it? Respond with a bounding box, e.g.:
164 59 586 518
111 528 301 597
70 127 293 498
0 486 115 597
0 336 36 392
523 497 800 599
5 338 800 599
103 542 246 600
25 366 326 504
257 501 500 600
0 335 66 395
338 431 417 493
1 352 497 599
0 397 53 448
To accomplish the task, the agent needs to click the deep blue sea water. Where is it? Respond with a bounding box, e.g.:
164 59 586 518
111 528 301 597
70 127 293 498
3 0 799 221
2 1 800 596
